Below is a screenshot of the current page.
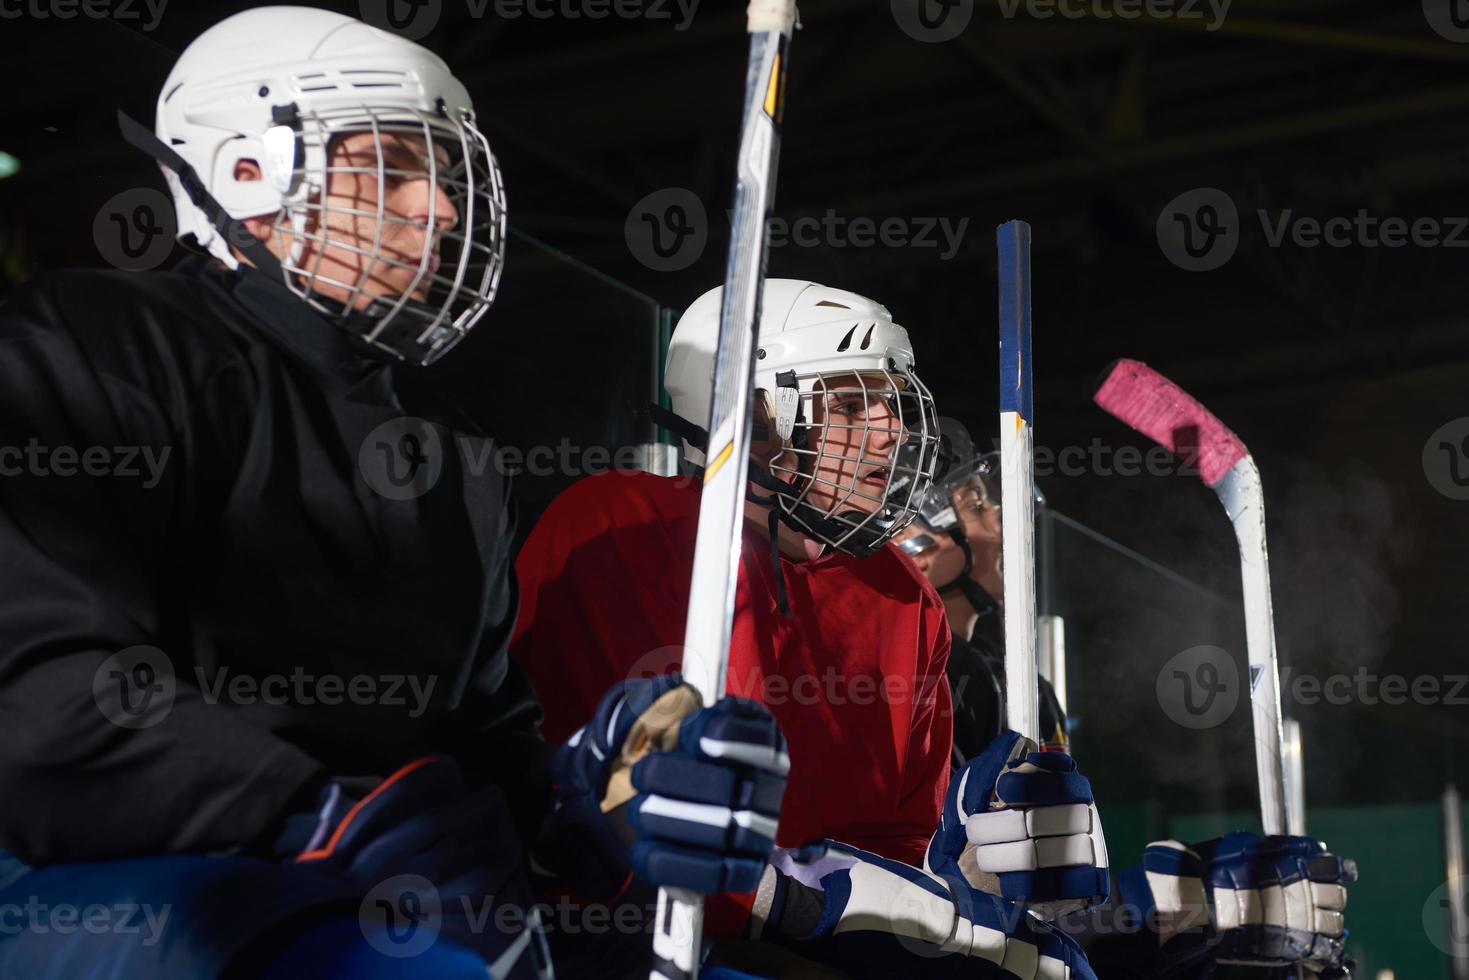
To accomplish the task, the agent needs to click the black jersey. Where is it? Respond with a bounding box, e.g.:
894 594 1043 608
0 258 547 865
946 613 1068 765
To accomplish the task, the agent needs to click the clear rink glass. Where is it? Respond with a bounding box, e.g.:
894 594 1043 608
404 227 675 539
1042 507 1420 977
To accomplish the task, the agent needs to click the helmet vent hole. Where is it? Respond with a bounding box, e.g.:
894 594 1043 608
836 324 857 352
860 324 875 350
290 70 412 94
815 300 851 309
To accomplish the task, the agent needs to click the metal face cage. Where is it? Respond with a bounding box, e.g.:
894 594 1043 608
267 103 507 366
768 368 942 555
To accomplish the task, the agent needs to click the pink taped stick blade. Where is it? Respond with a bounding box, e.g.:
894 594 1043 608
1093 358 1247 487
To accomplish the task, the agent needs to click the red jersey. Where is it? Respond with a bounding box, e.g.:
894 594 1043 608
512 470 952 867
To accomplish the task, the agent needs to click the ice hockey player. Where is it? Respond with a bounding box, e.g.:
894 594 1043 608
891 454 1069 761
511 279 1107 976
515 279 952 867
0 8 789 978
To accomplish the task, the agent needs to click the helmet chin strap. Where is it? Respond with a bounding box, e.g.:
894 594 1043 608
934 526 1000 620
117 109 289 284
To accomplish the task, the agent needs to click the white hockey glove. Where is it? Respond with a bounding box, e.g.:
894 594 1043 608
749 840 1097 979
1113 832 1357 977
926 730 1109 920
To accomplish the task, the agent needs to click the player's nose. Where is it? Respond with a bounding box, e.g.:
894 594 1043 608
428 182 459 232
405 179 459 233
867 399 905 450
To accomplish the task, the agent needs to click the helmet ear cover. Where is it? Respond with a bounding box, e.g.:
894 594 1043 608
747 395 788 499
262 103 306 197
771 370 803 446
750 372 809 469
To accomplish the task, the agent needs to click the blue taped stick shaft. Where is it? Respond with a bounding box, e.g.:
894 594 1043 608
998 220 1033 422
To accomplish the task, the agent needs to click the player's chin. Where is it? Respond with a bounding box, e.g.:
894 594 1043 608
405 266 443 303
372 271 433 304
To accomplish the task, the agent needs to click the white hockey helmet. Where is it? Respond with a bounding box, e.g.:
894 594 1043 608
149 6 506 366
665 279 942 557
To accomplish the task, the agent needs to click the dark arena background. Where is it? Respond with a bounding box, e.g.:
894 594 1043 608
2 1 1468 975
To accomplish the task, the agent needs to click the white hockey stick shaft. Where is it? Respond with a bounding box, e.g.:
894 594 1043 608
650 4 796 978
1220 457 1298 980
997 220 1040 743
1093 360 1293 838
1217 456 1291 837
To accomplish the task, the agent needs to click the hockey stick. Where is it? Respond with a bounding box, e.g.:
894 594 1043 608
1093 359 1291 838
997 220 1040 744
650 3 797 979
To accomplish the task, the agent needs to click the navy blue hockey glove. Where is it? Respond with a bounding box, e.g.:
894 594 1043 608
1115 831 1357 978
926 730 1109 919
543 673 788 898
274 756 553 978
750 840 1097 979
278 757 509 890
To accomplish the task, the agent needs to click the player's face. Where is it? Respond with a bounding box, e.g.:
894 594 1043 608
295 130 460 309
803 372 907 517
951 478 1002 585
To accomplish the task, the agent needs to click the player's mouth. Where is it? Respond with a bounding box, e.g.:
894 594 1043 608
407 252 441 299
409 250 440 281
859 465 890 490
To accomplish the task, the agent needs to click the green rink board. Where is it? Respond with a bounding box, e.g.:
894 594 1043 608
1167 803 1458 979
